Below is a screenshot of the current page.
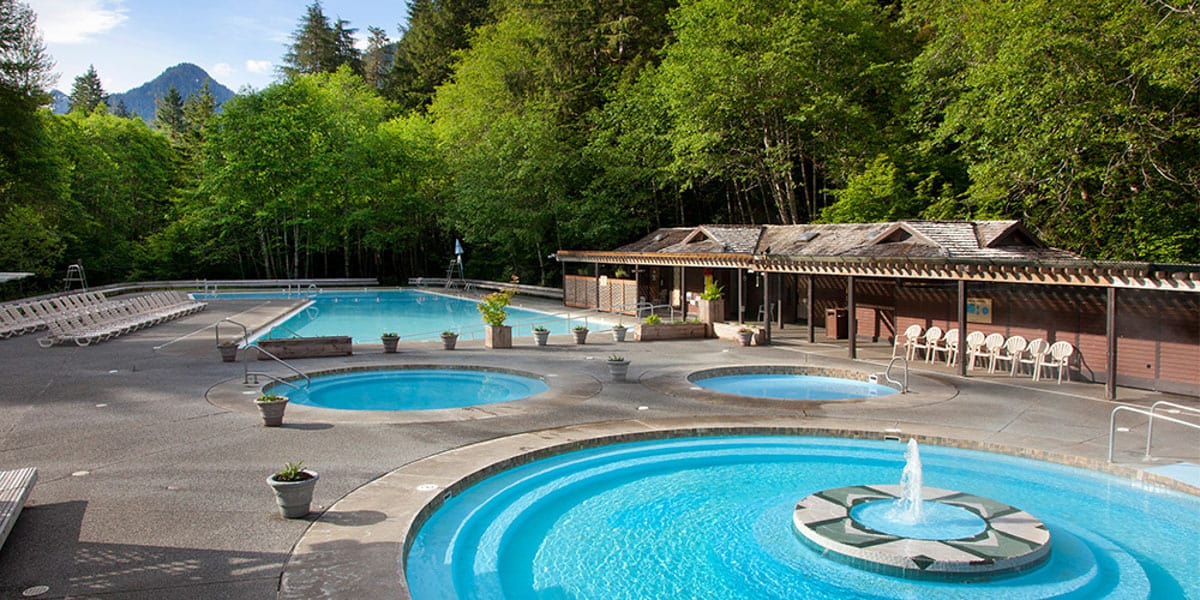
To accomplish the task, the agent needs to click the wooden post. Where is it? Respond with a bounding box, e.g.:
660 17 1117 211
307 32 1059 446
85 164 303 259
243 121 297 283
763 272 772 344
957 280 968 376
807 274 815 343
594 263 601 310
1106 287 1118 400
847 275 857 359
737 268 745 324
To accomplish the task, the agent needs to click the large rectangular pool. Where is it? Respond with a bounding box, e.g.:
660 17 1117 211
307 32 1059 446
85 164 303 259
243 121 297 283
203 289 584 343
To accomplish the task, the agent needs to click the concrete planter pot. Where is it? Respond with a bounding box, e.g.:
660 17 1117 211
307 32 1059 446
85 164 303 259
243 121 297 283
533 329 550 346
255 398 288 427
607 359 630 382
485 325 512 349
218 344 237 362
267 470 318 518
573 328 589 345
441 333 458 350
737 330 755 346
381 335 400 353
611 326 628 342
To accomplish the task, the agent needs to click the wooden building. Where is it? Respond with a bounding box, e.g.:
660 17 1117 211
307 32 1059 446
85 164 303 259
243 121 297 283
557 221 1200 398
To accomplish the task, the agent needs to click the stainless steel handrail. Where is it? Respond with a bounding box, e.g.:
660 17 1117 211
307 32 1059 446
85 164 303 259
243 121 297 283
246 343 311 389
248 371 302 391
217 317 310 389
1146 401 1200 460
1108 405 1200 462
882 356 909 393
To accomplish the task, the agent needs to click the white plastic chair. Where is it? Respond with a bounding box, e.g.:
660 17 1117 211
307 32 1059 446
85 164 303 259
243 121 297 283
917 326 943 363
993 335 1027 375
1035 341 1074 383
982 333 1006 373
934 328 959 365
963 331 987 370
1016 338 1048 378
894 324 923 361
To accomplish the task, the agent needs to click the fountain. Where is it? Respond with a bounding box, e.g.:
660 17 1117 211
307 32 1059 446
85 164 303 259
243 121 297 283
792 438 1052 579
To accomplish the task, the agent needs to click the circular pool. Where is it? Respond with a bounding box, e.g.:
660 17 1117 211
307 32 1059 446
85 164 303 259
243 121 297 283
405 436 1200 599
266 367 548 411
689 366 897 400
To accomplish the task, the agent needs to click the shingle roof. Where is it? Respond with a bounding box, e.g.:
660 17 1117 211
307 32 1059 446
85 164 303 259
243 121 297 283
612 220 1078 261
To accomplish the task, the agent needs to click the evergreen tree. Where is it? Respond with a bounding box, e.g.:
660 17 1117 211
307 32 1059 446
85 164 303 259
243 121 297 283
0 0 59 216
154 85 186 139
390 0 492 110
280 2 362 77
362 26 393 92
68 64 106 114
112 98 132 118
0 0 55 98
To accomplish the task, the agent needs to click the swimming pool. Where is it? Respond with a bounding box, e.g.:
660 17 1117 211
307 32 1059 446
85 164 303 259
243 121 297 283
242 289 578 343
405 435 1200 599
266 367 549 411
689 366 897 400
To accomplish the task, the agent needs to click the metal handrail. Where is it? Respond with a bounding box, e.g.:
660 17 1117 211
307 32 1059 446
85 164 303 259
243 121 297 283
246 343 311 389
1108 405 1200 462
1146 401 1200 460
248 371 302 391
882 356 909 393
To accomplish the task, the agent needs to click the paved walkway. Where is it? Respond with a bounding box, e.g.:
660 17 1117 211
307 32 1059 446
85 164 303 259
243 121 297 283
0 293 1196 598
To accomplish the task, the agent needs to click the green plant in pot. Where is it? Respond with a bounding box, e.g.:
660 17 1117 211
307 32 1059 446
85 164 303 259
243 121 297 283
607 354 630 382
441 330 459 350
572 324 589 345
611 322 628 342
381 331 400 353
698 280 725 324
736 326 755 346
643 314 662 325
255 394 288 427
267 461 319 518
478 290 514 348
533 325 550 346
218 340 238 362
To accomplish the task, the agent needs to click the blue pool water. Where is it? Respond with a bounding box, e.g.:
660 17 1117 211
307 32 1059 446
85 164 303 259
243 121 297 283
693 374 897 400
229 289 577 343
267 368 548 411
406 436 1200 599
851 499 987 540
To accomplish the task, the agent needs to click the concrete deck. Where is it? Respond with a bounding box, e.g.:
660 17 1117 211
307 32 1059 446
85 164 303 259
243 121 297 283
0 293 1197 598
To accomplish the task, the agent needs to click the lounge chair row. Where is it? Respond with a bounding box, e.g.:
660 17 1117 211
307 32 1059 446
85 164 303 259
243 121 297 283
0 292 113 338
895 325 1075 383
36 291 207 347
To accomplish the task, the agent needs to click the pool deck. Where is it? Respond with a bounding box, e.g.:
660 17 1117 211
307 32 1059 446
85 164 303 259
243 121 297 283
0 292 1197 598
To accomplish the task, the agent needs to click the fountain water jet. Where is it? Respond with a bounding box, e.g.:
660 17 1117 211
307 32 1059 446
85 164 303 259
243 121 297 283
792 438 1052 579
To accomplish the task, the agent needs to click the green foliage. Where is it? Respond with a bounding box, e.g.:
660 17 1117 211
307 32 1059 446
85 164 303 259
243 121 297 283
607 354 625 362
0 204 63 278
154 86 185 138
478 289 514 326
281 2 362 78
643 314 662 325
256 394 287 403
699 279 723 301
272 461 312 482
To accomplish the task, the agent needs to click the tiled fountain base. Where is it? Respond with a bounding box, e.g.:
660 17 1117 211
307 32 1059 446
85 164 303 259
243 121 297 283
793 485 1051 579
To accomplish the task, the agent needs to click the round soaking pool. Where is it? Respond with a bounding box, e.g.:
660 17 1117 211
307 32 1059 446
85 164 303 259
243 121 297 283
689 366 897 401
266 367 549 411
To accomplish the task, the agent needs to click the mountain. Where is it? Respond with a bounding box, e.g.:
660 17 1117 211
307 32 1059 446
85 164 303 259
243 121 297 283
51 63 236 122
49 89 69 114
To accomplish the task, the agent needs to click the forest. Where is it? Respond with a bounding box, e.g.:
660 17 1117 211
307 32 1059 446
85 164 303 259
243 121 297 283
0 0 1197 293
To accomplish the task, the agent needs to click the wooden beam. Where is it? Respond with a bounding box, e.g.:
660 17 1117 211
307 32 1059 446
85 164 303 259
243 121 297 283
847 275 856 359
1106 287 1118 401
806 274 815 343
957 280 968 376
763 272 772 345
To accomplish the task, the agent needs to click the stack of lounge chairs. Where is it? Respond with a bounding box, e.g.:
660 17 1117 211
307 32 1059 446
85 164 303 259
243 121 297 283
0 291 206 347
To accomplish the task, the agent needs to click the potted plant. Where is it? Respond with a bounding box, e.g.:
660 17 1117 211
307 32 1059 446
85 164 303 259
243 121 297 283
572 325 589 345
255 394 288 427
698 280 725 324
381 332 400 353
218 341 238 362
607 354 630 382
441 330 459 350
643 314 662 325
533 325 550 346
266 461 319 519
736 327 755 346
611 323 628 342
478 290 514 349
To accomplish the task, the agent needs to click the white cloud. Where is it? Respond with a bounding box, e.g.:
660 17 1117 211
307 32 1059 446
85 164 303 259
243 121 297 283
211 63 233 78
245 60 272 74
28 0 129 44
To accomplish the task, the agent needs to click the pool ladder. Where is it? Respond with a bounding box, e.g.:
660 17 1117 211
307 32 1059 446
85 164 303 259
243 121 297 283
215 318 310 390
872 356 908 394
1108 401 1200 463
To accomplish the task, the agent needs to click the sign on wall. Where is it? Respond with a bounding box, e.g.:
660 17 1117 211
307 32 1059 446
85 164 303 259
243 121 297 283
967 297 993 324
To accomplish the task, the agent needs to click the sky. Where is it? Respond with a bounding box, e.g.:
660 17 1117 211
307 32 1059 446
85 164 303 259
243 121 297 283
27 0 410 93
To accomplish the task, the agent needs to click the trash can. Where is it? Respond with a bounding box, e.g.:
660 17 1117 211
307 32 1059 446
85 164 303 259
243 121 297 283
825 308 848 340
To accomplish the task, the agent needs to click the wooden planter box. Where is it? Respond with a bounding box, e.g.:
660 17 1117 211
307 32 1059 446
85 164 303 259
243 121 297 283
485 325 513 349
697 299 725 324
256 336 353 360
635 322 708 341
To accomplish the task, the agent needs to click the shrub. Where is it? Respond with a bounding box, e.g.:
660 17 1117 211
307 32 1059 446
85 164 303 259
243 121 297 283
478 290 514 326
